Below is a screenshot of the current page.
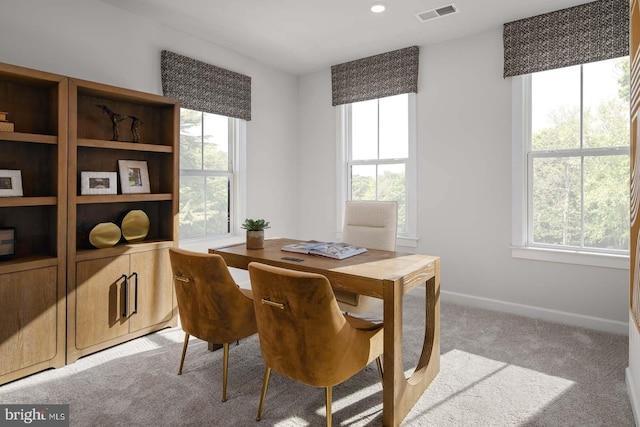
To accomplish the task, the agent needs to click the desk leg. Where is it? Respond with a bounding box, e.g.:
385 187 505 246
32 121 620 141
382 260 440 426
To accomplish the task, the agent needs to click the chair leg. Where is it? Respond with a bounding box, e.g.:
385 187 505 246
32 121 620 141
375 356 383 383
178 333 190 375
256 366 271 421
325 386 332 427
222 342 229 402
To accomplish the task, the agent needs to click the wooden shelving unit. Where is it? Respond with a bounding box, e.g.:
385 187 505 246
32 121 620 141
66 78 179 363
0 62 68 385
631 0 640 333
0 61 180 383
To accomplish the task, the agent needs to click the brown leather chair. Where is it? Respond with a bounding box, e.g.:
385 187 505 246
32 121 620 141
169 248 257 402
248 262 383 427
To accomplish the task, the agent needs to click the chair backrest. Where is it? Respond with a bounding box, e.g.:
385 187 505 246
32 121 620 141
169 248 256 344
342 200 397 251
248 262 376 387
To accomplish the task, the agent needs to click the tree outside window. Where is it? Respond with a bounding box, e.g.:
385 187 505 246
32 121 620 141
348 94 410 235
528 57 630 252
179 108 236 240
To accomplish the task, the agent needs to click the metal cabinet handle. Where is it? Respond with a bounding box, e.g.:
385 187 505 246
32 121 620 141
128 272 138 315
121 274 128 318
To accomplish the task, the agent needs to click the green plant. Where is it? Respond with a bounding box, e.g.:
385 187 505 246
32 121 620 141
241 218 271 231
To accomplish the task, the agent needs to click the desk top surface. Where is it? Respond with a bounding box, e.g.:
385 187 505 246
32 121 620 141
211 238 438 287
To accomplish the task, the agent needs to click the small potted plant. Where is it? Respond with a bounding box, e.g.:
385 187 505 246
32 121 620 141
241 218 270 249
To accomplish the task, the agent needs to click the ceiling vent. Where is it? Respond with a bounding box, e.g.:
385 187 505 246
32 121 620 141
416 4 459 22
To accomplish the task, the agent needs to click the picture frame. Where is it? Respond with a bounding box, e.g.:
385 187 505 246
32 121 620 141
118 160 150 194
81 171 118 195
0 227 16 258
0 169 23 197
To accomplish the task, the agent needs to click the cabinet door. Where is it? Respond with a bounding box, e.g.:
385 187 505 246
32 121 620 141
0 267 57 376
75 256 130 349
128 249 174 333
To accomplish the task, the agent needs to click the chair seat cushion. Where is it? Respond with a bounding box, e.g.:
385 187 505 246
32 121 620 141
333 289 359 306
344 314 382 331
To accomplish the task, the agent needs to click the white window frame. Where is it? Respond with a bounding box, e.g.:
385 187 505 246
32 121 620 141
179 113 247 252
511 75 629 269
336 93 418 249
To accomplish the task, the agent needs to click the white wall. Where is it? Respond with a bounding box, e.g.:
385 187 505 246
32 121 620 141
298 29 629 333
1 1 630 332
0 0 299 241
297 70 338 240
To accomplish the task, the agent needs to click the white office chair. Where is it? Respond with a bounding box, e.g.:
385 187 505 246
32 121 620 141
335 200 397 316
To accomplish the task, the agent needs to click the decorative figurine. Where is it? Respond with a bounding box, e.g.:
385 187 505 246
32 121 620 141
130 116 143 143
96 104 143 142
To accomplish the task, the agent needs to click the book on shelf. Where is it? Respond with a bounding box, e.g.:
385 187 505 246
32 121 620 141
0 122 14 132
0 111 14 132
281 241 367 260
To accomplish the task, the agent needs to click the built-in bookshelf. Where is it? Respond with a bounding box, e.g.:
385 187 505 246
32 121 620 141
66 78 179 362
631 0 640 333
0 62 68 385
0 60 180 383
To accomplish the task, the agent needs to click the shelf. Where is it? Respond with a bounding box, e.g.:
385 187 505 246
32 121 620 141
75 79 175 106
67 76 178 365
0 196 57 207
75 239 175 262
0 132 57 144
76 193 173 204
77 138 173 153
0 255 58 275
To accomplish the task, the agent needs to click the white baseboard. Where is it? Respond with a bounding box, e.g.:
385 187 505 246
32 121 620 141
627 367 640 427
441 290 628 335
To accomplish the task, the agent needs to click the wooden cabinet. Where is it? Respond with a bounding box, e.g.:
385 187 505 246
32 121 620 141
66 78 179 363
0 63 67 385
74 244 174 353
631 0 640 335
0 62 179 381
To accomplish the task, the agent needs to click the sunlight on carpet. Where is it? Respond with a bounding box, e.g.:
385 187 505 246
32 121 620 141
403 348 575 425
331 382 382 423
274 416 309 426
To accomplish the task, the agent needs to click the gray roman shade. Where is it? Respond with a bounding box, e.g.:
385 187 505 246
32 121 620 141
331 46 419 106
161 50 251 121
503 0 628 78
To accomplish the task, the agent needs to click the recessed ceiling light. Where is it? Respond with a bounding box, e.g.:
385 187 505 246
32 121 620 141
370 3 386 13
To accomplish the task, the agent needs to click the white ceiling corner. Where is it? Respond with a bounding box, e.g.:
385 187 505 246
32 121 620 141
100 0 594 76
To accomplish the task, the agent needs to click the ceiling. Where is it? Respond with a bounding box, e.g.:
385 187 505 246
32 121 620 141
101 0 591 76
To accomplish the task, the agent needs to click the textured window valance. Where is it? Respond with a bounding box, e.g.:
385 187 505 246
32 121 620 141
331 46 419 106
161 50 251 121
503 0 628 78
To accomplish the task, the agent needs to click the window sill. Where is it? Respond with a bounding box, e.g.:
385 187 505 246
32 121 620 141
179 235 245 253
511 246 629 270
397 236 419 249
335 232 419 249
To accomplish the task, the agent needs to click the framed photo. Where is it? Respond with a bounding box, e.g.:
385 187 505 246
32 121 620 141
81 171 118 195
0 227 16 258
118 160 150 194
0 170 23 197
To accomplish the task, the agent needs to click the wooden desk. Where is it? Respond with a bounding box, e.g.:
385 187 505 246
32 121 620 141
210 238 440 426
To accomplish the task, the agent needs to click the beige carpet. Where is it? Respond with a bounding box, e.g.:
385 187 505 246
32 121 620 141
0 286 634 426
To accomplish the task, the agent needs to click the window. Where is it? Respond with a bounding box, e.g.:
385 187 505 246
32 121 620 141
339 93 417 243
179 108 245 241
513 57 630 262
